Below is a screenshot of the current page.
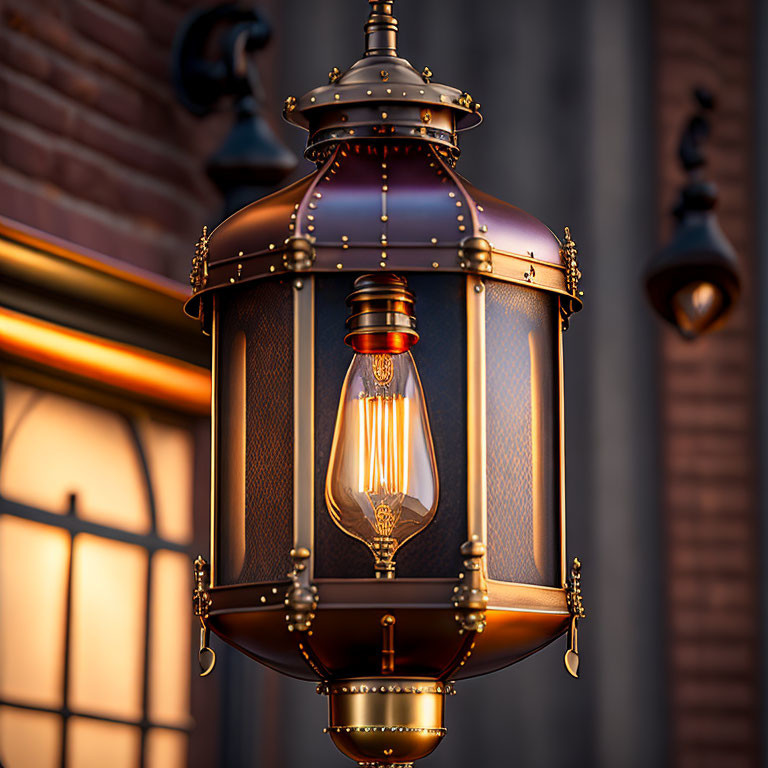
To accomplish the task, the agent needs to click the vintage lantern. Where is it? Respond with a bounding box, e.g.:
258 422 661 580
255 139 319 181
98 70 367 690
646 89 740 339
187 3 585 766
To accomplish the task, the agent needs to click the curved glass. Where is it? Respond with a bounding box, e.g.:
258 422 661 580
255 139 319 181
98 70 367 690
325 351 438 577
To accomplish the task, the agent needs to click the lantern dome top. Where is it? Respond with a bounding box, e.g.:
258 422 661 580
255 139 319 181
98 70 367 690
282 1 482 161
186 141 582 320
185 0 583 324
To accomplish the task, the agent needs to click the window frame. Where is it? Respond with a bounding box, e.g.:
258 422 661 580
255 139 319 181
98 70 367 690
0 219 214 768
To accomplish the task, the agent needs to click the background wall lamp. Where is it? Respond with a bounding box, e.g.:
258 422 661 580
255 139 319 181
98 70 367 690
172 4 297 218
645 88 740 339
186 2 585 765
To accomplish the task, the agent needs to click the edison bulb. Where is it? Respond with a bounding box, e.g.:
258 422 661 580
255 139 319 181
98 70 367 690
325 351 438 578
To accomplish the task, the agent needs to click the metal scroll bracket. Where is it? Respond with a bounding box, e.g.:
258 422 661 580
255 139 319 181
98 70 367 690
285 547 319 633
452 536 488 634
564 557 586 678
193 555 216 677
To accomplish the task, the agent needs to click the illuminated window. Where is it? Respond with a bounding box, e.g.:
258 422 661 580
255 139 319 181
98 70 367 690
0 379 195 768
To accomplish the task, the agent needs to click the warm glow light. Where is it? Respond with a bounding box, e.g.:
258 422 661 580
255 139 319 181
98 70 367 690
671 280 725 339
149 551 192 726
357 395 411 512
0 517 69 707
140 419 195 545
146 728 188 768
69 535 147 721
0 706 60 768
0 306 210 414
0 380 151 533
66 717 140 768
326 351 438 575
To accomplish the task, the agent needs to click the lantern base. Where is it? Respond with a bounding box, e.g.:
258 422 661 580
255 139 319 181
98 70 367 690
324 678 449 765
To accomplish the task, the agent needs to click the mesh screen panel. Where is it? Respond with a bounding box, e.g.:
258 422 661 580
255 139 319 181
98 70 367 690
216 281 294 584
485 281 558 585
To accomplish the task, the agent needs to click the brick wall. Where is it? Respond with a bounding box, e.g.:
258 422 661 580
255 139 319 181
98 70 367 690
655 1 759 766
0 0 243 280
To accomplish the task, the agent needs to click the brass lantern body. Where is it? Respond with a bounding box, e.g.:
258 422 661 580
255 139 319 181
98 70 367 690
187 3 584 765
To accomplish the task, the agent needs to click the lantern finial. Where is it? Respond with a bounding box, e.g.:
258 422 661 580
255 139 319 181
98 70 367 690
365 1 398 57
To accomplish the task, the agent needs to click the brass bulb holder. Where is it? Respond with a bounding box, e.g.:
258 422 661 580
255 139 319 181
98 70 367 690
322 678 450 766
345 273 418 354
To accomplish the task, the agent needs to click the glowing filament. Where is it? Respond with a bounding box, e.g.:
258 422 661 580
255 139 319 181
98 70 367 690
357 395 410 502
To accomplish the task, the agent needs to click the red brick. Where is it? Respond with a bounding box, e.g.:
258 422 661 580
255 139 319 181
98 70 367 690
0 67 74 135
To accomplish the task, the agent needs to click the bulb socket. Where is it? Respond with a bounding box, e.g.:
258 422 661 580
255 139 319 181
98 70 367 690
345 273 418 354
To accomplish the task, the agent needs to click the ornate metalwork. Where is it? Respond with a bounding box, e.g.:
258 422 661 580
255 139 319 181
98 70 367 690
193 555 216 676
561 226 581 297
452 536 488 633
193 554 212 618
190 225 209 293
372 353 394 385
329 66 342 83
283 235 316 271
459 236 493 273
564 557 585 678
285 547 318 632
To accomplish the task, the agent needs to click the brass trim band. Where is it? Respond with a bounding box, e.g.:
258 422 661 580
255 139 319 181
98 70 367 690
293 277 316 574
465 275 487 551
186 247 580 320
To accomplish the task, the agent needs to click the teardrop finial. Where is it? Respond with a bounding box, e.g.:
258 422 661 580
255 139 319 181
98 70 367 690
365 1 398 57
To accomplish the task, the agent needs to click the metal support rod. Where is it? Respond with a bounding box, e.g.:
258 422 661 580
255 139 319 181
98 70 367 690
365 1 398 57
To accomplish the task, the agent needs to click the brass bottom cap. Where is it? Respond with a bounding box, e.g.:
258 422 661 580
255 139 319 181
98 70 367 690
325 678 446 765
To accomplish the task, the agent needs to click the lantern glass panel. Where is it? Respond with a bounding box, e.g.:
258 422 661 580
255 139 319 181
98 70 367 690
215 283 294 585
486 283 559 585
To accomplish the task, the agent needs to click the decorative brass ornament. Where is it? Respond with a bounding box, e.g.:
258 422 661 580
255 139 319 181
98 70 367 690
321 678 448 765
329 66 342 83
285 547 318 633
284 95 297 113
453 536 489 633
190 225 209 293
192 555 216 676
421 66 433 82
283 235 316 271
561 226 581 297
459 236 493 273
564 557 586 678
457 91 473 109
